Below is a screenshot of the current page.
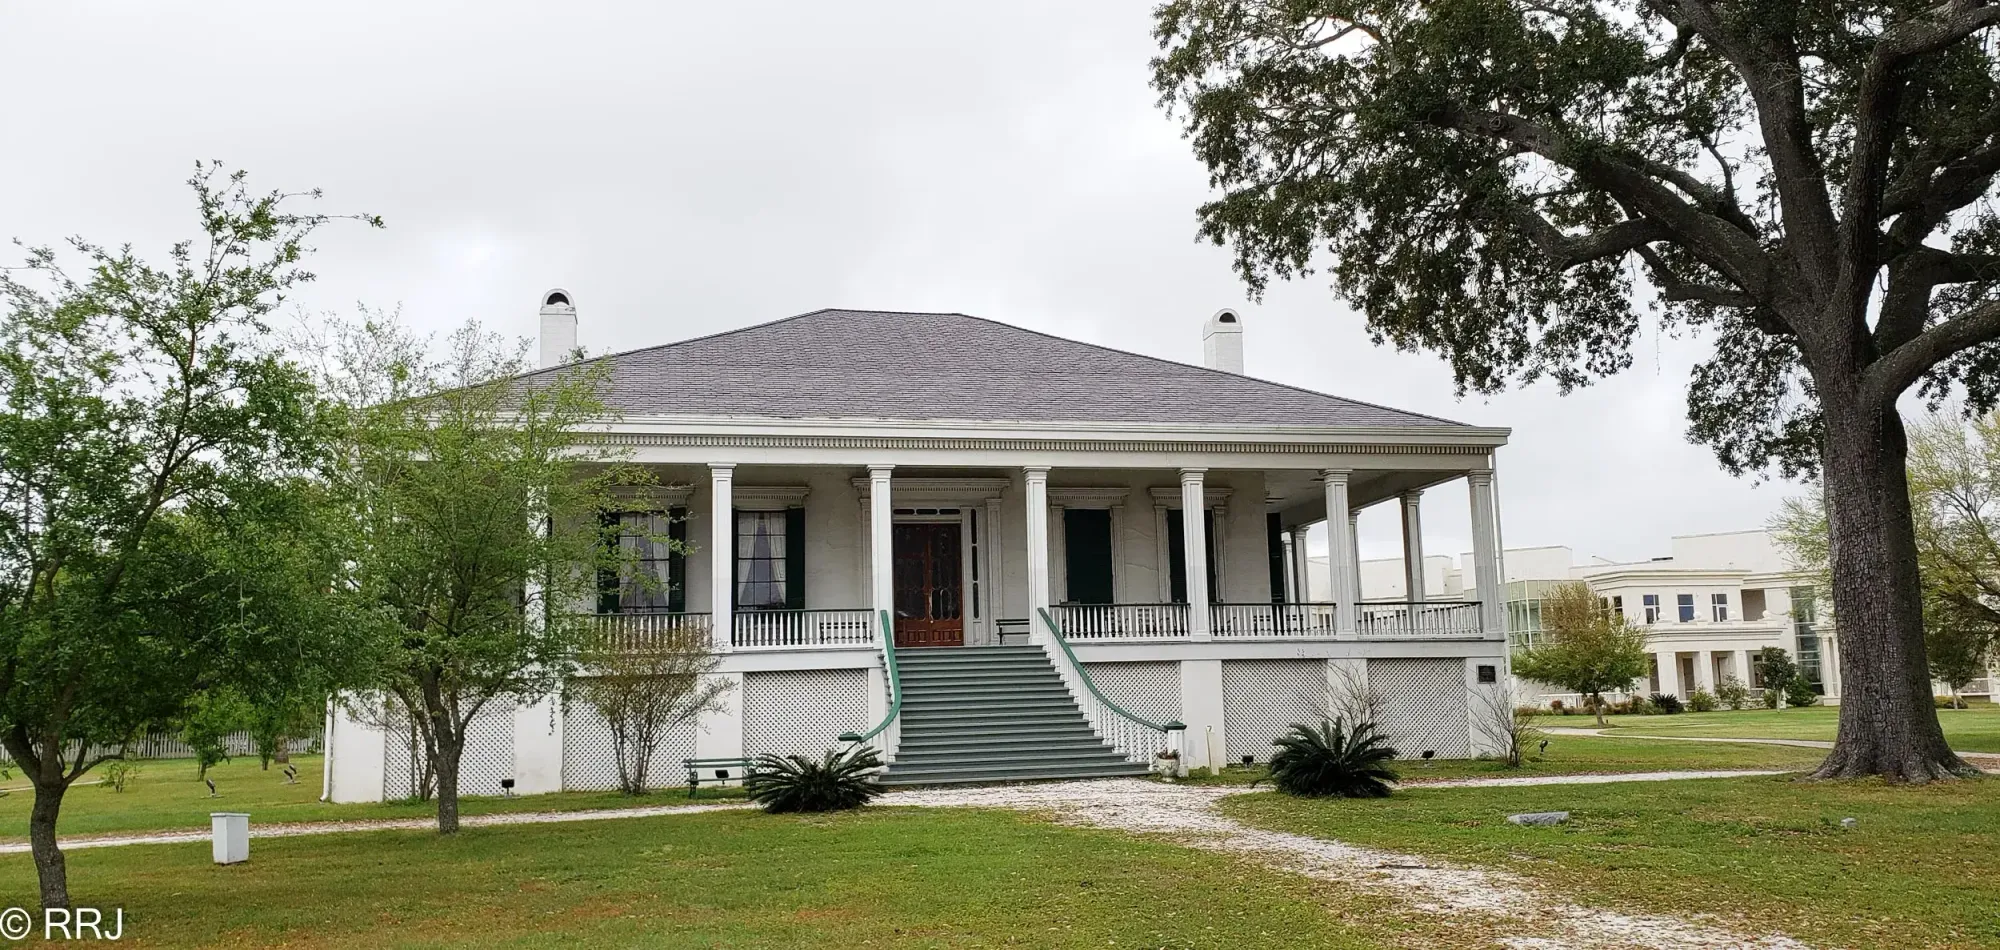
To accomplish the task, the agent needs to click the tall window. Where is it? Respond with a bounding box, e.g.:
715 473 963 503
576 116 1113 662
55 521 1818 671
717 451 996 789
598 510 684 613
735 510 791 609
1791 586 1823 689
1676 593 1696 622
1711 593 1729 622
1166 508 1219 604
1063 508 1115 605
1642 593 1661 624
1611 595 1624 617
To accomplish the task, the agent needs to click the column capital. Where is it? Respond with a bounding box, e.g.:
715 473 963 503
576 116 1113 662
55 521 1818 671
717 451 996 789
1178 467 1207 484
1467 468 1494 483
708 462 737 473
1400 489 1424 504
1021 465 1051 480
1320 468 1351 483
867 463 895 478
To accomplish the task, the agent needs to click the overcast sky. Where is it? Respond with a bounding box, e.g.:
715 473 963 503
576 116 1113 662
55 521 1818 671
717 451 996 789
0 2 1806 566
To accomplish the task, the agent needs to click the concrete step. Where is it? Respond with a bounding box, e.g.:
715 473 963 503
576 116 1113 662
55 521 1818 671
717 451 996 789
898 701 1086 720
879 760 1151 786
901 686 1076 705
895 733 1114 755
892 745 1131 767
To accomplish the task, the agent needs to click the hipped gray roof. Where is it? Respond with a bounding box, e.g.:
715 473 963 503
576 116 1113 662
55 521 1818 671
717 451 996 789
521 309 1467 428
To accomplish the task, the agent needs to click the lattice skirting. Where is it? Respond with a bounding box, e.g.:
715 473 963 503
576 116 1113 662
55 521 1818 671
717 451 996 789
561 692 698 792
382 702 516 799
1222 660 1330 763
742 669 869 759
1084 661 1183 725
1372 658 1471 760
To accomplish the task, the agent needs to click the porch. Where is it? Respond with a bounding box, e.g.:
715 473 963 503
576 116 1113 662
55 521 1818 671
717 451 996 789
584 461 1509 649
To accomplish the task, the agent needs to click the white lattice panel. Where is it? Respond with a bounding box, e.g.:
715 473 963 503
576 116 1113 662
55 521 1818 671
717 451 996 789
1085 662 1182 724
742 669 868 759
381 701 516 799
1372 658 1471 760
561 691 698 791
1222 660 1329 763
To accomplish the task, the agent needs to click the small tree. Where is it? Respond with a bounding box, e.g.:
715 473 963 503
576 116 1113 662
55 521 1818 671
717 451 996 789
0 166 370 907
1473 687 1541 768
324 315 637 834
570 626 732 795
1754 647 1808 708
1512 582 1650 727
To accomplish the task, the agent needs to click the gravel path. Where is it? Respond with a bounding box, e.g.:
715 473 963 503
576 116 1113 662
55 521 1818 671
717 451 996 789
1544 726 2000 765
891 778 1810 950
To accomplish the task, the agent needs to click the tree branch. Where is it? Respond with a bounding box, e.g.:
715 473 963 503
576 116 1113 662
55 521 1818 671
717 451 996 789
1483 200 1668 266
1864 298 2000 407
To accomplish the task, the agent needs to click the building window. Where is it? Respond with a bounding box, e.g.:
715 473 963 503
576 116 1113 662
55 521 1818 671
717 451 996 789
598 509 684 613
1676 593 1696 623
1711 593 1729 622
735 510 798 609
1791 586 1823 689
1610 595 1623 618
1643 593 1661 624
1063 508 1115 605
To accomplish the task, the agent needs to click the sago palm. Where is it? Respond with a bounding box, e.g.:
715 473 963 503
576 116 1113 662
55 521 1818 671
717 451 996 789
1268 720 1399 798
745 745 885 813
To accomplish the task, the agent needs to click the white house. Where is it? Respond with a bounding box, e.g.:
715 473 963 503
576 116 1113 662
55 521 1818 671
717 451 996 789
1322 531 1840 704
324 297 1516 801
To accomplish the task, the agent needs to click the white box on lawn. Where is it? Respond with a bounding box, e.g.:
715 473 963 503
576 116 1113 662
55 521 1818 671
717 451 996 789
211 812 249 865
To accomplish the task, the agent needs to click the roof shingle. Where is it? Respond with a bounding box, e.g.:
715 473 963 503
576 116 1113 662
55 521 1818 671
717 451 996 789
521 309 1466 428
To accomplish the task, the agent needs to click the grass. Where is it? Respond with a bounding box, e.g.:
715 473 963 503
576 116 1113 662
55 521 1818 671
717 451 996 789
1588 704 2000 752
0 756 741 843
1221 773 2000 949
1173 734 1828 787
0 806 1474 949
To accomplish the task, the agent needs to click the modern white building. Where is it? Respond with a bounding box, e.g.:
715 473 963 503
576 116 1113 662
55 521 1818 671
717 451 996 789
324 298 1518 802
1316 529 1839 702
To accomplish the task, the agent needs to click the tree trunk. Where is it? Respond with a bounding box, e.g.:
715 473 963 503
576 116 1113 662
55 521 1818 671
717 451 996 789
1593 695 1607 728
28 780 70 909
433 735 463 834
1814 403 1974 780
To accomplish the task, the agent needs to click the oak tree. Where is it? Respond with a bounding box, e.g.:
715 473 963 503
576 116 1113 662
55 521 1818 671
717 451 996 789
1154 0 2000 779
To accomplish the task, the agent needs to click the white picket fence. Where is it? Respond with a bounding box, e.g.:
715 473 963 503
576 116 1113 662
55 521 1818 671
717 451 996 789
0 729 321 766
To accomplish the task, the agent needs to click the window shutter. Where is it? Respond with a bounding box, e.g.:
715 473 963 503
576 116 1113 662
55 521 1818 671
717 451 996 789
596 511 620 615
1265 512 1287 605
1203 510 1219 599
1167 509 1187 604
784 506 806 609
730 508 740 610
667 506 688 613
1062 509 1114 605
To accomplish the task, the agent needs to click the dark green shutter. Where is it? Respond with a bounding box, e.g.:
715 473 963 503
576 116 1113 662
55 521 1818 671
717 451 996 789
1202 510 1219 600
667 506 688 613
784 507 806 609
1266 513 1287 604
1063 509 1114 605
730 508 739 610
596 511 621 614
1167 509 1187 604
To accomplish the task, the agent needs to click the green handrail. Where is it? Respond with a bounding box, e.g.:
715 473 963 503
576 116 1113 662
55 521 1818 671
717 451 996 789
1038 608 1186 733
839 610 902 745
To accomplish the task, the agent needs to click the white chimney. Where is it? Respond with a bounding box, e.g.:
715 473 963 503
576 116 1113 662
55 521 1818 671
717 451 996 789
1203 308 1244 374
538 288 577 368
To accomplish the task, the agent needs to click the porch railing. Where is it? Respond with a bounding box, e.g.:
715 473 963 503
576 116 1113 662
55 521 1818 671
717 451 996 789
1354 600 1482 639
1054 603 1190 640
588 611 714 651
733 608 877 649
1210 602 1338 638
839 610 902 759
1038 608 1184 765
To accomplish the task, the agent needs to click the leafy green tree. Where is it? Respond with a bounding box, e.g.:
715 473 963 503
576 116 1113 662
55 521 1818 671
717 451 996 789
1512 582 1651 726
321 316 637 834
0 166 373 907
1151 0 2000 781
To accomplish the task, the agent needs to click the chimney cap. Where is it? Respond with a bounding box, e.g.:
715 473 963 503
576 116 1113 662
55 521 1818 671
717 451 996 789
1207 307 1242 330
541 288 574 309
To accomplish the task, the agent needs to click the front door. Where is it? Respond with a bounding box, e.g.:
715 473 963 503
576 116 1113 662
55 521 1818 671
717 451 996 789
893 522 963 647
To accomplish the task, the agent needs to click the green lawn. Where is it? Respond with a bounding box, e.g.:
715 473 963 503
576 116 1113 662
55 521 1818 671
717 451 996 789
0 806 1479 949
1589 704 2000 752
0 756 741 844
1222 774 2000 949
1176 734 1828 787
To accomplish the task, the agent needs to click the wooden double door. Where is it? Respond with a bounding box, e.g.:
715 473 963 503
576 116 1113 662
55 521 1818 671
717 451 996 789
893 521 963 647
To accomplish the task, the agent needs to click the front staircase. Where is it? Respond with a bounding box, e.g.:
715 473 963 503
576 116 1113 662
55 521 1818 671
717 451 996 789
878 644 1151 786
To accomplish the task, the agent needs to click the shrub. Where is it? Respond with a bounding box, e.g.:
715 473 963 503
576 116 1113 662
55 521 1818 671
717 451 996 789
1687 688 1718 712
1548 699 1565 714
1784 679 1822 709
745 746 885 813
1762 688 1783 709
1649 693 1685 714
1268 720 1400 798
1936 694 1969 709
1715 677 1752 711
101 760 141 792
